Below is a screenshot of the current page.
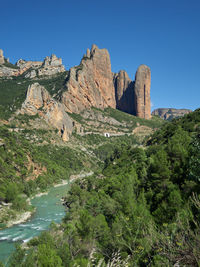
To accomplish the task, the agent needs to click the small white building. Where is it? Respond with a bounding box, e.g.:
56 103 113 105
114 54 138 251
104 133 110 138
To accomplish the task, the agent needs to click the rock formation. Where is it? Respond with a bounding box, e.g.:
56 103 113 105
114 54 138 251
61 46 151 119
21 83 73 141
61 44 116 113
18 54 65 78
1 46 153 122
134 65 151 119
113 70 135 114
113 65 151 119
0 49 5 64
0 66 19 77
0 53 65 78
152 108 192 120
16 59 43 69
37 54 65 76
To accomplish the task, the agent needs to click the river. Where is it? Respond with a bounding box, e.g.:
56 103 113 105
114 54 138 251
0 182 69 264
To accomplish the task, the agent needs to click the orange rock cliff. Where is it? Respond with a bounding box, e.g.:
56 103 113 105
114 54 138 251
0 45 152 120
61 45 151 119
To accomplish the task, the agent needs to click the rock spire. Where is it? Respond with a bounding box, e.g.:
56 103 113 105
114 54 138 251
61 44 116 113
0 49 5 64
134 65 151 119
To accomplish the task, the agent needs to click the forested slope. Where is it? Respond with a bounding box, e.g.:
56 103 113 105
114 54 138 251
7 109 200 266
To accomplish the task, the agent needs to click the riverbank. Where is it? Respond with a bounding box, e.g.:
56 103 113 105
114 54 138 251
6 211 33 228
0 182 71 264
1 171 94 229
0 203 34 230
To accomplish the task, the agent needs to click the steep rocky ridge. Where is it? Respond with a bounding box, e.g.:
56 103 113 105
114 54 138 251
0 49 65 78
61 44 116 113
20 83 73 141
152 108 192 120
61 45 151 119
0 46 152 122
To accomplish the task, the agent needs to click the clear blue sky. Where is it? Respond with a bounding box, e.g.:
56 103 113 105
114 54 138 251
1 0 200 111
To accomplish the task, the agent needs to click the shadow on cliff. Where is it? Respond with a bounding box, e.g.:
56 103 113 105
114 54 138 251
114 81 136 116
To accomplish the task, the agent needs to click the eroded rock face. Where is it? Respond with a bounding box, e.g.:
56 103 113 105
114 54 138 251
17 54 65 77
0 66 19 76
61 44 116 113
16 59 43 69
134 65 151 119
114 70 135 114
37 54 65 76
0 53 65 78
0 49 5 64
21 83 73 140
2 46 153 121
152 108 192 120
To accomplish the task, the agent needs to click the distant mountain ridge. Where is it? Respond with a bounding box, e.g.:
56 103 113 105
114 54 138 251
152 108 192 120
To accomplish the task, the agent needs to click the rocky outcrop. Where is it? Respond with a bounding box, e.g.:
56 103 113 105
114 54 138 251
1 46 153 121
134 65 151 119
37 54 65 76
18 54 65 78
114 70 135 114
152 108 192 120
0 53 65 78
0 66 19 77
114 65 151 119
61 44 116 113
61 46 151 119
16 59 43 69
0 49 5 64
21 83 73 141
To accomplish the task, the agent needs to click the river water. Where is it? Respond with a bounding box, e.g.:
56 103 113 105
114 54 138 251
0 182 69 264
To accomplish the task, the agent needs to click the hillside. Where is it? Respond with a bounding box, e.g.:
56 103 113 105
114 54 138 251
5 108 200 266
0 101 163 228
0 45 198 266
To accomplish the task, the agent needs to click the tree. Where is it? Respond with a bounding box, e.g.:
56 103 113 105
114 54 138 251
36 244 63 267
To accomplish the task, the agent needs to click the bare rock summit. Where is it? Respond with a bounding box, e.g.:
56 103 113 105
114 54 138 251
61 44 116 113
0 52 65 78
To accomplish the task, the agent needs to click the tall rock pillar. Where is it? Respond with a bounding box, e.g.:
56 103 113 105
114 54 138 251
0 49 5 64
134 64 151 119
114 70 135 114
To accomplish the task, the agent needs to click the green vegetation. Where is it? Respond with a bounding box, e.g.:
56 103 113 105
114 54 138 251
0 77 31 119
104 107 163 129
7 109 200 266
0 124 90 226
36 71 68 98
0 72 68 119
74 63 84 81
74 133 139 162
2 60 19 69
